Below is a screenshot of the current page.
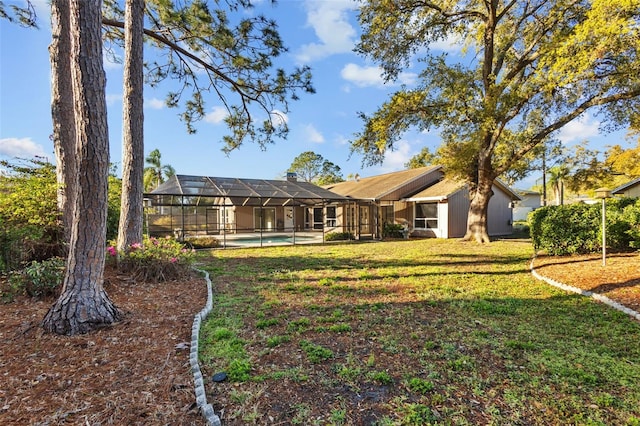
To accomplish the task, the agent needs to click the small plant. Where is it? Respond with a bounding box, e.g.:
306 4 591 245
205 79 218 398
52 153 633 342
7 257 64 299
325 231 354 241
406 377 434 394
299 340 333 363
185 235 220 248
266 335 291 347
368 370 393 385
383 223 405 238
110 236 195 282
228 358 252 382
400 403 437 425
256 318 279 329
288 317 311 333
329 323 352 333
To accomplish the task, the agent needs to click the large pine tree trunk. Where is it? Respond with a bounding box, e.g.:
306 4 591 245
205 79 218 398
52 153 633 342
117 0 145 253
463 159 495 243
50 0 76 247
43 0 121 335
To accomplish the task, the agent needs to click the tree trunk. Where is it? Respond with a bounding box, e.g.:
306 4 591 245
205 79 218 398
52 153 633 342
463 160 495 243
43 0 121 335
117 0 145 253
50 0 76 247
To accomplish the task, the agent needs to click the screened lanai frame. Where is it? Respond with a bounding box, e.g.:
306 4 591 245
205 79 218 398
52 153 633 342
143 175 360 248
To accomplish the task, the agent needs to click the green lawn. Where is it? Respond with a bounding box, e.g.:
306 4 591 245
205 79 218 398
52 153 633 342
198 238 640 425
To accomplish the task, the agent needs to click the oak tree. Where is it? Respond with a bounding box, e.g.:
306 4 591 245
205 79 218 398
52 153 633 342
353 0 640 242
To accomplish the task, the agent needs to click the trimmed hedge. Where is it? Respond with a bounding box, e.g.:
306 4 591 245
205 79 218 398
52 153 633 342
529 197 640 255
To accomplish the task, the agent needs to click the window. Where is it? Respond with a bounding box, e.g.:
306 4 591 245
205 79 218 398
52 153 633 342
414 203 438 229
381 205 394 225
326 206 337 227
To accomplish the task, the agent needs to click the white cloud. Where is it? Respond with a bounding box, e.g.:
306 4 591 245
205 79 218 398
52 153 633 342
341 63 384 87
302 123 324 143
295 0 358 63
106 93 122 106
557 114 600 144
204 106 228 124
378 139 412 172
0 137 48 159
429 34 464 52
341 63 417 88
271 110 289 127
146 98 165 110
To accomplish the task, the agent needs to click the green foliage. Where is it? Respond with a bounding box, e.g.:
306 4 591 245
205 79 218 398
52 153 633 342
529 199 640 255
110 236 196 282
103 1 314 152
353 0 640 238
288 151 344 184
0 159 63 271
383 223 405 238
299 340 333 363
404 147 436 169
107 174 121 242
7 257 65 299
325 231 354 241
406 377 435 395
184 236 220 249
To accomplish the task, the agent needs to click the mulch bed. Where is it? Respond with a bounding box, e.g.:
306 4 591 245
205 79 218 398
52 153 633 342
532 251 640 314
0 266 207 425
1 250 638 425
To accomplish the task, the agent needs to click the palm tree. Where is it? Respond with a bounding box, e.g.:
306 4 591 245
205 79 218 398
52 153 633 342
547 165 570 205
143 149 175 191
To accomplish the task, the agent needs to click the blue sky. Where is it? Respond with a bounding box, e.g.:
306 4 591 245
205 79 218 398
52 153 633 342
0 0 634 190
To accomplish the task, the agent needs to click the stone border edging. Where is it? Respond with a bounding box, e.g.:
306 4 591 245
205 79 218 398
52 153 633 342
191 269 221 426
529 257 640 322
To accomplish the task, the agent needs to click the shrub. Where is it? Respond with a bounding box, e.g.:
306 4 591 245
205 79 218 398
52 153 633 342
0 160 64 272
110 236 196 282
383 223 405 238
184 236 220 248
529 198 640 255
325 232 354 241
6 257 65 299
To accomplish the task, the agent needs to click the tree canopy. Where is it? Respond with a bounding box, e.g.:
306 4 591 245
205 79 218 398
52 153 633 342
102 0 315 153
143 149 175 191
288 151 344 185
352 0 640 242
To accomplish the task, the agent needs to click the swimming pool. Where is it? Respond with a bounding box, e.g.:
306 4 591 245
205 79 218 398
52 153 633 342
222 234 321 247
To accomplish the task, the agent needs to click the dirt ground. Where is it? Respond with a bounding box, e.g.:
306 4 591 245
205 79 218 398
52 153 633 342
1 251 638 426
0 267 208 426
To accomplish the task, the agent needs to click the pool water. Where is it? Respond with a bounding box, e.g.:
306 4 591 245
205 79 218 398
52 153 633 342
224 235 319 247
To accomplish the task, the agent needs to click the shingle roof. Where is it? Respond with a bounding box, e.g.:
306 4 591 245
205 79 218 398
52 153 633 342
612 177 640 194
324 166 442 200
404 178 466 201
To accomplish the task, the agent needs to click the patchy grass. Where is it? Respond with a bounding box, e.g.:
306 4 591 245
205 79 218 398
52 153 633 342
198 239 640 425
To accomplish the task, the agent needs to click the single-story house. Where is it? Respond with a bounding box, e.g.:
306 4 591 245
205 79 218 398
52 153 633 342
612 177 640 198
144 167 521 245
325 166 521 239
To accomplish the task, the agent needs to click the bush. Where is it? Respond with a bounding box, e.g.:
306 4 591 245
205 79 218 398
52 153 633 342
110 236 196 282
6 257 65 299
383 223 405 238
0 160 64 272
529 198 640 255
325 232 354 241
184 236 220 249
